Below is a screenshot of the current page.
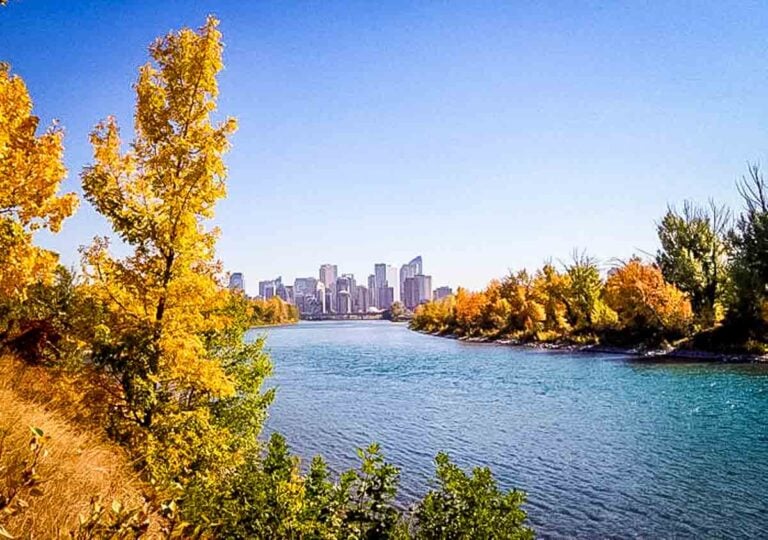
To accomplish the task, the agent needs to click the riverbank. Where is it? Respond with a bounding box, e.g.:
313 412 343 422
414 330 768 363
0 356 157 536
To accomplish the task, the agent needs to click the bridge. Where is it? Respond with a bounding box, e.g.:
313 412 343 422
300 312 386 321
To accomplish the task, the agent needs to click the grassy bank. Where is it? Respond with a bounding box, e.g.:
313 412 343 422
0 356 154 537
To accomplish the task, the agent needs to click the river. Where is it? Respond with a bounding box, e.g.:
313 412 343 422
248 320 768 538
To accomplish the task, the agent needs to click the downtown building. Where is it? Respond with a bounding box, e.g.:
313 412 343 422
228 272 245 293
433 286 453 301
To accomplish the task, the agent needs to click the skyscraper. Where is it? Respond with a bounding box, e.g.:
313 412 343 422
228 272 245 292
319 264 337 288
354 285 369 313
367 274 376 308
377 286 394 310
386 265 399 303
374 264 387 288
315 281 326 314
294 277 317 296
403 277 419 310
408 255 423 275
319 264 338 312
335 275 352 314
399 256 422 301
415 274 432 304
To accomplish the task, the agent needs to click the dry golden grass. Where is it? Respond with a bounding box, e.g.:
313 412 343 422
0 356 152 538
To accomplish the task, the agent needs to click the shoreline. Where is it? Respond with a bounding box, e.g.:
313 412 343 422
413 329 768 364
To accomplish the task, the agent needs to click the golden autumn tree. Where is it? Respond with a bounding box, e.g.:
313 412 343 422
80 17 272 491
454 287 488 336
500 270 546 336
604 257 693 338
0 64 78 301
532 263 571 336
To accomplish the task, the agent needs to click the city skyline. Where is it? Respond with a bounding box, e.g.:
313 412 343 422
232 255 449 315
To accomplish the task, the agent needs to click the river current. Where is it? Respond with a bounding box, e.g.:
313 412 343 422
248 321 768 538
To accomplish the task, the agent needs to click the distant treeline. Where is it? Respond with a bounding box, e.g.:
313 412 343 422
414 168 768 354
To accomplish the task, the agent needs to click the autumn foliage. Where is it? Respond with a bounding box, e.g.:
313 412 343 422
0 64 77 300
414 256 692 346
604 258 693 338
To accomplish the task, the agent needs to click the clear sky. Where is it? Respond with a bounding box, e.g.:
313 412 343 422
2 1 767 293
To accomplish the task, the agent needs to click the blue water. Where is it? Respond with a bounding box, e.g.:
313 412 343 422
249 321 768 538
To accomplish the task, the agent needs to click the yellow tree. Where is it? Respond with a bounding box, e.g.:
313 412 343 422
81 18 271 489
454 287 488 336
533 263 571 335
604 257 693 337
0 64 78 300
500 270 545 336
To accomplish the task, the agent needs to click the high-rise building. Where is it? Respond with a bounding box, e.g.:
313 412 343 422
335 275 352 314
377 286 394 310
352 285 369 313
386 265 399 303
315 282 327 314
415 274 433 304
403 277 419 310
342 273 356 301
367 274 376 307
258 280 274 299
399 256 422 301
294 277 317 296
228 272 245 292
433 286 453 301
292 277 317 313
374 264 387 288
258 276 282 300
319 264 337 288
408 256 423 275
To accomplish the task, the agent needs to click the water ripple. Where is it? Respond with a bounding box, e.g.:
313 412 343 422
251 321 768 538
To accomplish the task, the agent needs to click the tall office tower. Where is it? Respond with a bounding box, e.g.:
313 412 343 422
228 272 245 292
403 277 419 310
342 273 356 301
415 274 433 304
354 285 369 313
367 274 376 308
374 264 387 289
319 264 338 288
315 282 326 313
325 289 334 314
258 279 274 299
400 256 422 300
377 286 394 310
373 263 388 308
292 277 315 313
276 283 290 302
400 264 413 300
335 276 352 314
408 255 423 276
433 286 453 301
386 265 399 303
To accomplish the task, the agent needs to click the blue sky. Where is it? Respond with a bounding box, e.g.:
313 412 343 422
2 1 767 292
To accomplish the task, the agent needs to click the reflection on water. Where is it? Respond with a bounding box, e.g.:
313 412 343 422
248 321 768 538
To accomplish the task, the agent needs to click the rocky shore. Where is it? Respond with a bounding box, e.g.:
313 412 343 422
416 330 768 363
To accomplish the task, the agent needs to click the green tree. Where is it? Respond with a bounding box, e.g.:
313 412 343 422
414 453 533 540
387 301 406 321
728 164 768 337
656 200 730 326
